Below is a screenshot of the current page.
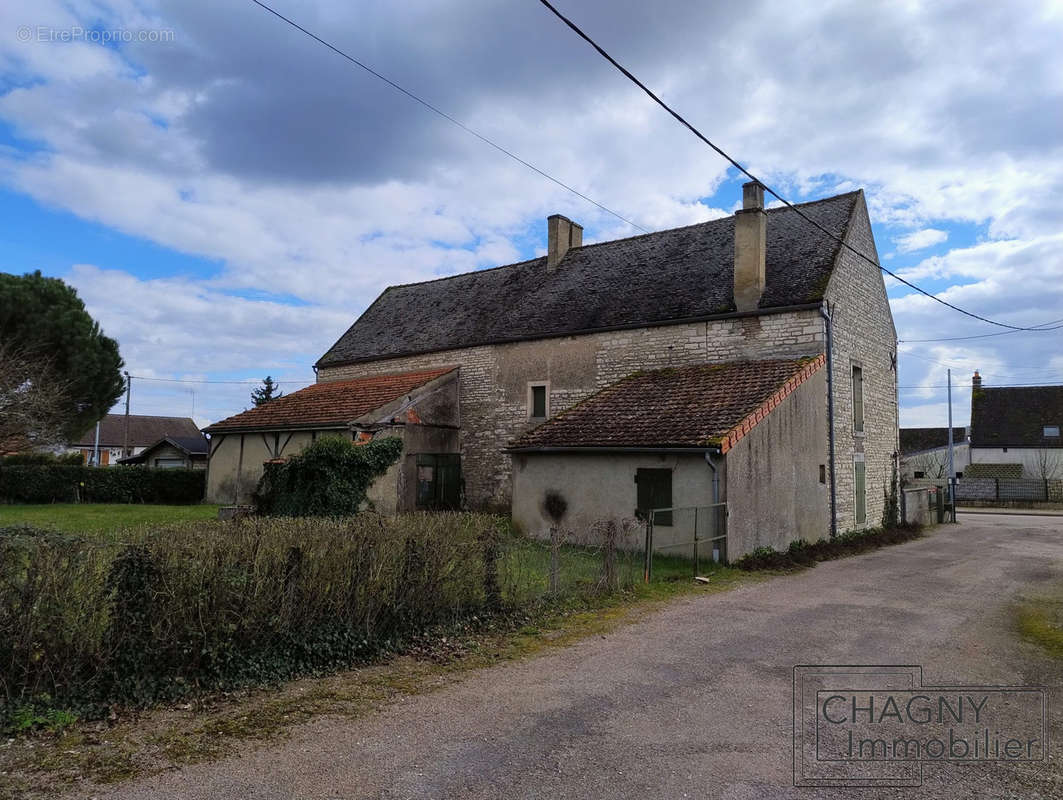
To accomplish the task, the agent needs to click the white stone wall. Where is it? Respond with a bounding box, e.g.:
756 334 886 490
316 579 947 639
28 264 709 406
824 193 900 531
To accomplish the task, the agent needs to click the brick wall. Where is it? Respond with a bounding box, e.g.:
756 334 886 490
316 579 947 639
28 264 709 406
824 193 900 531
318 308 825 509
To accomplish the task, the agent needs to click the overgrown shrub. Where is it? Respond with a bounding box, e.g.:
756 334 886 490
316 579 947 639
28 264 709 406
733 524 923 571
0 514 507 725
0 452 83 467
0 464 204 504
254 435 404 516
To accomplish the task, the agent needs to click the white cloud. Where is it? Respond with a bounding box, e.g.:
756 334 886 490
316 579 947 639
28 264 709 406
1 0 1062 425
893 228 948 253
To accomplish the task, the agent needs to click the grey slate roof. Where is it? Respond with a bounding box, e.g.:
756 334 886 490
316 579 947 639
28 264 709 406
317 192 861 367
900 427 967 455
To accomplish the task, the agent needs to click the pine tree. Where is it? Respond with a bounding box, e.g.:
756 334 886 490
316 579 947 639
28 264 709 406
251 376 283 407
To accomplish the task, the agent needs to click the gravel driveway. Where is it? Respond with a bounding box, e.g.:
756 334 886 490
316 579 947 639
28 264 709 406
93 515 1063 799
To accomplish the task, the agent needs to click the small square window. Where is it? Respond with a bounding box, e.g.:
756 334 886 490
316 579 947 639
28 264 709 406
1044 425 1061 438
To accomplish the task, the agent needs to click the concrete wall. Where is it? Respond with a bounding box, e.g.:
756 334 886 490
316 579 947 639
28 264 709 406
902 487 932 526
320 309 826 510
969 447 1063 479
901 444 970 481
824 193 900 531
511 451 716 554
723 370 830 554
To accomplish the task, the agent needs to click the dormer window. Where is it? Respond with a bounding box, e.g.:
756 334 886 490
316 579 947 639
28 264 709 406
1045 425 1061 438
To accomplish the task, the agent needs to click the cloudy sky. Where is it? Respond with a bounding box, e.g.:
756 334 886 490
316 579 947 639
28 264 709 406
1 0 1061 429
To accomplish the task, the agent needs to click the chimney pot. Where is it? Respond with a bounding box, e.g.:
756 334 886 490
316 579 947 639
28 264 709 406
742 181 765 210
972 370 982 389
734 181 767 312
547 214 582 271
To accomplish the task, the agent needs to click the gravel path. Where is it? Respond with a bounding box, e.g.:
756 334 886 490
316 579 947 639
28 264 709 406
92 515 1063 799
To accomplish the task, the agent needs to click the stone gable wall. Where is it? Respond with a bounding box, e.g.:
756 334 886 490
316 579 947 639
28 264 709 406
824 195 900 531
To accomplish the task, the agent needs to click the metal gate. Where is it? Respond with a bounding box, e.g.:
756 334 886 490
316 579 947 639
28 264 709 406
644 503 728 581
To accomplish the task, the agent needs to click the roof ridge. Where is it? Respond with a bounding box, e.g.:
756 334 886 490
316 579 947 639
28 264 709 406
375 191 862 293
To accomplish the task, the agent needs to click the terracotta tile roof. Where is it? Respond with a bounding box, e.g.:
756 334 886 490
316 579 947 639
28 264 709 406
318 193 860 367
508 356 825 452
203 367 456 434
73 414 201 448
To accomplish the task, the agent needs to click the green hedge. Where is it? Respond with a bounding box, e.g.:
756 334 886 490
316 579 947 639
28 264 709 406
0 465 205 504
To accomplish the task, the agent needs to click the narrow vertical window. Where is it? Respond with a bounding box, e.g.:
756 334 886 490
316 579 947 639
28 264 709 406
529 384 548 419
854 460 866 525
852 365 864 433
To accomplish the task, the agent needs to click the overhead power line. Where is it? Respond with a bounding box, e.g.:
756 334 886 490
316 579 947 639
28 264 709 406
249 0 647 233
130 375 315 385
536 0 1063 333
899 318 1063 343
900 381 1063 390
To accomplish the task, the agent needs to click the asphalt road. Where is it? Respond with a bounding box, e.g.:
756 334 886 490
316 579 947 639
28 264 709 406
95 515 1062 799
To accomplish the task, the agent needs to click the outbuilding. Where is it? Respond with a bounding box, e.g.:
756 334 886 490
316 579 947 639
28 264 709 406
203 367 461 511
507 356 829 560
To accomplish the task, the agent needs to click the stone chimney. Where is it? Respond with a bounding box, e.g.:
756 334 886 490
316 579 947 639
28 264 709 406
972 370 982 389
733 181 767 312
547 214 583 271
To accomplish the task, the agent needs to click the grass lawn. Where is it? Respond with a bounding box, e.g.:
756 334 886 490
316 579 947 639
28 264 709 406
0 503 219 533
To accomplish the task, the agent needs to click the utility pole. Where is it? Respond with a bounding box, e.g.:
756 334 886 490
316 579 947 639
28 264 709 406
123 371 131 458
947 368 956 522
92 420 101 467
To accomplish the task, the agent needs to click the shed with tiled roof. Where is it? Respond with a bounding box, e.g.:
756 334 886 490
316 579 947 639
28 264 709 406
509 357 831 559
204 367 460 511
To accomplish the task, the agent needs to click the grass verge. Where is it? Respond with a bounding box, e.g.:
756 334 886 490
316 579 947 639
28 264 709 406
1015 592 1063 659
0 564 756 799
0 504 219 533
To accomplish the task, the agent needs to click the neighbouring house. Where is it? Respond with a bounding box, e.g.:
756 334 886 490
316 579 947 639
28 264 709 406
203 368 460 511
899 427 968 480
969 371 1063 479
206 182 898 554
68 414 203 466
118 436 209 470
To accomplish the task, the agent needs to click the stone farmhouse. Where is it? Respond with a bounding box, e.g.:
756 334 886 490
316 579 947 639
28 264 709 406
204 182 898 554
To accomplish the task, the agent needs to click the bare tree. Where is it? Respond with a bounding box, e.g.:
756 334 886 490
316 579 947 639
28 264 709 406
1033 448 1063 480
0 344 71 453
905 448 948 480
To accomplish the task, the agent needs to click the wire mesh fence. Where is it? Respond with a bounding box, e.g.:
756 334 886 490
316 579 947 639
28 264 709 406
646 504 728 580
954 477 1063 503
